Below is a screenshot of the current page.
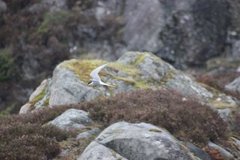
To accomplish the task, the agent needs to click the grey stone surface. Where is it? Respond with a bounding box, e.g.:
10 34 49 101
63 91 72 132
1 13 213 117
81 122 196 160
21 51 238 113
49 66 100 106
48 109 92 130
208 142 234 160
77 128 101 140
78 141 127 160
185 142 211 160
225 76 240 94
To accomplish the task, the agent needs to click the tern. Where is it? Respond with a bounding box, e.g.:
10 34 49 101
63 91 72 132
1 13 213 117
88 64 113 87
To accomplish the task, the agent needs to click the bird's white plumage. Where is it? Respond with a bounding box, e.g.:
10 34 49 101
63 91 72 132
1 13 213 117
90 64 107 82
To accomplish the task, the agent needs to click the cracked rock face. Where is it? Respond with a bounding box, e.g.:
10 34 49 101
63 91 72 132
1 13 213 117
79 122 196 160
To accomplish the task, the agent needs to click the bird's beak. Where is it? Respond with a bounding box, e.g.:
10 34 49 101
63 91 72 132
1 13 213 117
88 81 92 85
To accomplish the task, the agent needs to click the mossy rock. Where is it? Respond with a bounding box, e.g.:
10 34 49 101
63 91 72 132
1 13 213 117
20 51 238 113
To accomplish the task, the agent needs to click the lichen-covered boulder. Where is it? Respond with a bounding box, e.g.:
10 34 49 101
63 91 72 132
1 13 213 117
79 122 197 160
49 67 100 106
20 51 237 113
48 109 92 131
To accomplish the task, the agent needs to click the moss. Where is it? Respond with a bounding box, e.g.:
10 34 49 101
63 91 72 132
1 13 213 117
60 59 107 83
108 62 140 77
37 10 72 34
43 98 50 106
134 53 148 65
30 88 47 105
0 48 15 82
209 99 236 109
60 59 141 84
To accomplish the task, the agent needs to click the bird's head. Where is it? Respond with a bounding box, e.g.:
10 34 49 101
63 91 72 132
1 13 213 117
88 81 93 85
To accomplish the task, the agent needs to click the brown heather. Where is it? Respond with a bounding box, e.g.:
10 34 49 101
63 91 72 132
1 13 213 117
78 89 228 145
196 71 240 99
0 89 229 159
0 108 69 160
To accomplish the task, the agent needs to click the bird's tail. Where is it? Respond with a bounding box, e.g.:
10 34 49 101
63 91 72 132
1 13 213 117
102 82 116 88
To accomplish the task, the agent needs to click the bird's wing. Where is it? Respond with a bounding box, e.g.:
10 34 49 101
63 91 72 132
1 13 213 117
90 64 108 81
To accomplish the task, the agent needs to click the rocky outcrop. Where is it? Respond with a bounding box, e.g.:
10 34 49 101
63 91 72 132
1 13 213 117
48 109 93 131
21 51 237 113
79 122 197 160
2 0 240 113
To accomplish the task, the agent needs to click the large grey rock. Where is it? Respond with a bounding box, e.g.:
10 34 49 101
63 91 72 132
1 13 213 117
78 141 127 160
118 51 213 100
94 0 230 67
225 76 240 94
49 66 100 106
79 122 196 160
48 109 92 130
21 51 238 113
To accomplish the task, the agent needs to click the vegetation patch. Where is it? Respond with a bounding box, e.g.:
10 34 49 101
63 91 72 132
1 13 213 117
0 48 15 82
79 89 228 145
17 89 229 145
60 59 140 84
197 70 240 99
0 89 230 159
0 107 71 160
37 10 73 34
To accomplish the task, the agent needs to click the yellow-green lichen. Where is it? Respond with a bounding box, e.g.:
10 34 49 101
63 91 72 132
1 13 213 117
60 59 108 83
134 80 150 89
30 88 46 105
134 53 148 65
209 99 236 109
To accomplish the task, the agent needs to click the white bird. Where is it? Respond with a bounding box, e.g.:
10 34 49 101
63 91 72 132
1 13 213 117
88 64 113 87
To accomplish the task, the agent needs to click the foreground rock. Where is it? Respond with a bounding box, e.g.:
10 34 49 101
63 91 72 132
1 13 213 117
79 122 197 160
48 109 92 131
21 51 237 113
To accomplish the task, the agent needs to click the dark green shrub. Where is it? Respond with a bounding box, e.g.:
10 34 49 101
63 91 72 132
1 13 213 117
0 49 15 81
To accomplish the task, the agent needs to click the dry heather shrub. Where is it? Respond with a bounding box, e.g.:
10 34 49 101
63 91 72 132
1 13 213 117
78 89 228 144
0 89 229 159
197 71 240 99
0 108 69 160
